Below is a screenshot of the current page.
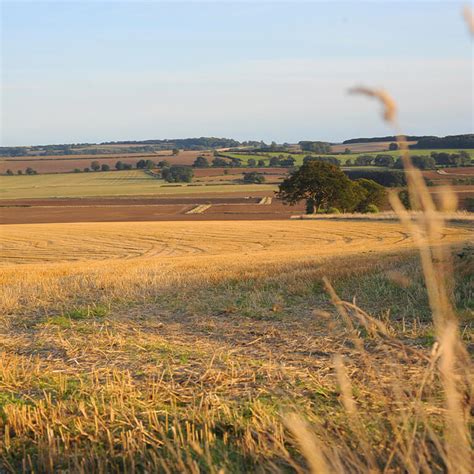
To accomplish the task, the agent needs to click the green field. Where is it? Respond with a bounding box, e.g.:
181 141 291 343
222 149 474 166
0 170 277 200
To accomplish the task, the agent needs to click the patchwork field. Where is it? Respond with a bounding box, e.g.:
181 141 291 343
0 170 277 200
221 149 474 167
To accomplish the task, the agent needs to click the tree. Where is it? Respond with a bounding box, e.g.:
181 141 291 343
157 160 170 168
243 172 265 184
395 155 435 170
193 156 210 168
91 161 101 171
172 148 179 155
299 141 331 153
101 164 110 171
276 161 360 213
279 156 296 167
73 168 81 173
354 178 387 212
115 161 125 170
17 170 23 175
389 142 398 151
269 156 280 167
246 158 256 167
83 167 90 172
25 167 37 175
123 163 133 170
6 169 13 176
258 159 266 167
161 166 194 183
145 160 155 169
354 155 373 166
136 159 146 169
374 154 394 167
212 157 229 167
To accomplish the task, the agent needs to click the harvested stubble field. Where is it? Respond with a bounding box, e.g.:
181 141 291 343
0 218 472 472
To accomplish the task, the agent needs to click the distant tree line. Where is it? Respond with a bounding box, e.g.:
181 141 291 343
342 136 430 144
298 141 331 153
410 134 474 149
5 168 38 175
100 137 241 150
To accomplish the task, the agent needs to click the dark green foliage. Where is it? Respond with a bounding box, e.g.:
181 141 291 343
394 155 436 170
115 161 124 170
354 179 387 212
193 156 210 168
431 151 471 167
303 155 340 166
91 161 101 171
354 155 373 166
411 134 474 149
25 167 37 175
242 172 265 184
299 141 331 153
344 169 406 187
257 159 266 167
374 154 395 167
277 161 364 213
212 157 231 167
161 166 194 183
6 169 13 176
157 160 170 169
343 135 429 144
388 142 398 151
398 189 411 209
101 164 110 171
465 197 474 212
247 158 256 167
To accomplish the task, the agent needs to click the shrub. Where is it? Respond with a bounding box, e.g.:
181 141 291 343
345 169 406 187
465 197 474 212
327 207 341 214
243 172 265 184
101 164 110 171
366 204 379 213
91 161 101 171
161 166 194 183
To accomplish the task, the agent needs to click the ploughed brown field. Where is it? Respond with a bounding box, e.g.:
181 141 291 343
0 150 213 173
0 193 305 224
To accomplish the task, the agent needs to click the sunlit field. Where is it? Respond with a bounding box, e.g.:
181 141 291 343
0 218 472 471
0 170 277 199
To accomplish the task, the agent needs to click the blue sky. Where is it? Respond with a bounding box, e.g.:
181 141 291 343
1 1 472 146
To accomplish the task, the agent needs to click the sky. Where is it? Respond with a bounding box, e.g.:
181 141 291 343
1 0 473 146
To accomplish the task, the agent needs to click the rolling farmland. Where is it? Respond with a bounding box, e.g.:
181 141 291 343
0 170 277 200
